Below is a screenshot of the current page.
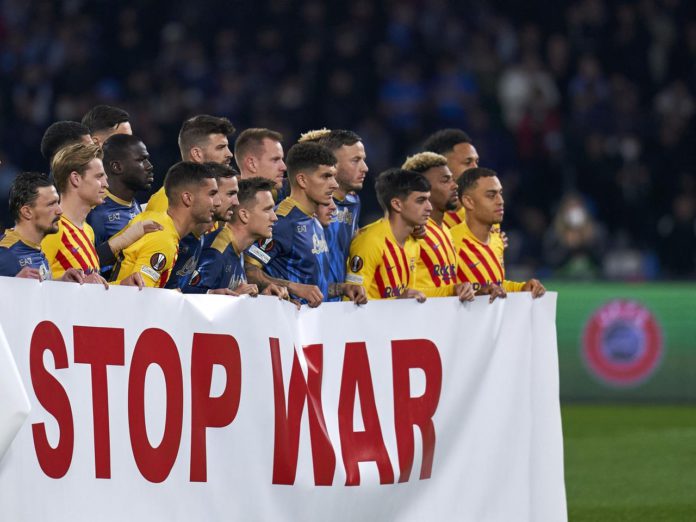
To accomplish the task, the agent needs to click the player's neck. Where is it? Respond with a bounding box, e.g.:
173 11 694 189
465 214 491 243
387 213 413 247
167 207 193 239
60 193 91 228
289 190 318 216
14 221 43 247
107 180 135 203
227 222 254 252
430 207 444 227
334 185 352 201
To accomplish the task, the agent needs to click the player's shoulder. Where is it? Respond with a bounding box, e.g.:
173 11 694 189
355 218 388 240
0 229 21 249
275 198 296 218
209 226 234 254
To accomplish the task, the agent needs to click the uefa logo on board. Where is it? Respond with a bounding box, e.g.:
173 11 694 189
581 299 664 387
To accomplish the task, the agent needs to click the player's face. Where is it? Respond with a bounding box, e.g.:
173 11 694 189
191 178 221 225
213 176 239 222
424 165 457 213
398 191 432 227
303 164 339 206
334 141 368 193
31 186 63 235
316 199 337 227
78 158 109 207
200 134 233 165
463 176 504 225
121 141 154 191
255 139 286 189
247 190 277 240
447 143 479 179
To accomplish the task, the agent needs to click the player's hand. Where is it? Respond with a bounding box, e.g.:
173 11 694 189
234 283 259 297
454 282 475 302
142 220 164 235
341 283 368 305
207 288 240 296
262 283 289 300
60 268 86 284
477 283 506 303
289 282 323 307
498 229 509 249
84 271 109 289
16 267 42 280
522 278 545 298
397 288 427 303
411 225 427 239
120 272 145 289
108 219 163 254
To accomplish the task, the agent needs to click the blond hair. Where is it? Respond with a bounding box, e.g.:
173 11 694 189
401 151 448 173
298 128 331 143
51 142 103 194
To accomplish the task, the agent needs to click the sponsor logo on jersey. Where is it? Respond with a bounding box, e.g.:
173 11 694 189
150 253 167 271
311 233 328 255
582 299 663 387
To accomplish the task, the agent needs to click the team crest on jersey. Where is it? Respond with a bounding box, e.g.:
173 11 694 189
350 255 364 273
582 300 663 387
149 253 167 271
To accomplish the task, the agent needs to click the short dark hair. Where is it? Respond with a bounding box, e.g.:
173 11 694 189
375 168 431 213
40 121 91 161
203 162 239 181
236 177 276 206
234 128 283 161
81 105 130 133
423 129 473 155
178 115 236 158
163 161 216 204
102 134 146 172
317 129 362 152
9 172 54 222
456 167 498 199
285 142 336 184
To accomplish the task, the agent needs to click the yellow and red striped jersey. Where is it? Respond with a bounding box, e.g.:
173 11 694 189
450 220 524 293
345 218 419 299
443 206 466 230
415 219 458 297
41 216 99 278
111 211 180 288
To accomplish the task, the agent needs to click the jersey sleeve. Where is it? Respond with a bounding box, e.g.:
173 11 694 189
87 210 107 246
0 250 20 277
119 232 176 287
344 232 382 294
245 224 286 270
502 280 526 292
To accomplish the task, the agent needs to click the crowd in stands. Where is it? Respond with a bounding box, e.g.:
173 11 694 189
1 0 694 279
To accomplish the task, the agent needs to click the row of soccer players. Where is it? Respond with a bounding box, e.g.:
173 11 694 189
0 105 545 303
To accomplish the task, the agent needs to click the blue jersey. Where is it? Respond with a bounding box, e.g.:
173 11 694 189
246 197 330 303
87 191 142 245
165 232 204 293
273 178 290 204
186 226 247 292
0 229 52 279
325 193 361 288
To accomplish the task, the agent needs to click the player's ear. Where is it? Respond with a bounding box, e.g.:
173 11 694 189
181 190 194 208
295 172 307 190
390 197 402 214
189 147 203 163
237 207 250 224
245 156 257 174
19 204 33 221
69 170 82 188
461 193 475 211
110 160 122 174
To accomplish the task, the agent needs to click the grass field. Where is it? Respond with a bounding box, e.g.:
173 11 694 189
562 404 696 521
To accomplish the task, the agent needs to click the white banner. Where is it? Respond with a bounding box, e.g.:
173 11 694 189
0 278 566 521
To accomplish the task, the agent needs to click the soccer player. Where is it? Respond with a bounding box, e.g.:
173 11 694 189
186 177 288 298
423 128 480 229
315 129 368 289
111 161 221 287
234 128 287 190
0 172 84 282
41 143 147 286
246 142 366 306
451 168 545 298
402 152 474 301
87 134 155 246
166 163 239 292
40 121 92 163
81 105 132 146
345 168 431 301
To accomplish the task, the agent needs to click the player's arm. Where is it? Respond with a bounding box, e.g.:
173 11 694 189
117 233 174 288
344 233 379 296
0 251 23 278
502 280 526 293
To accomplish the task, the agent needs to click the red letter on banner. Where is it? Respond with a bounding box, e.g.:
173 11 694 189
30 321 74 478
128 328 183 483
270 338 335 485
190 333 242 482
74 326 125 479
338 341 394 486
392 339 442 482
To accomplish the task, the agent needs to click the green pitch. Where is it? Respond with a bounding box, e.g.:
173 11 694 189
562 404 696 521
